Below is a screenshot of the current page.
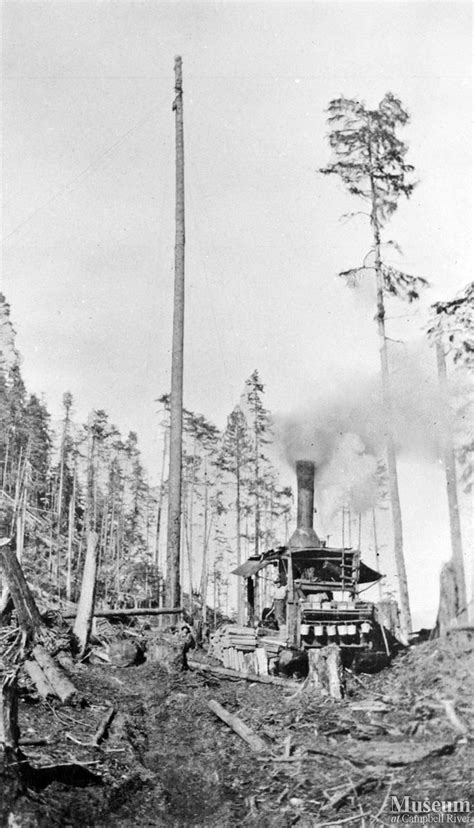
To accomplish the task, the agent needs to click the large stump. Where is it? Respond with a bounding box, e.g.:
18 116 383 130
307 644 343 699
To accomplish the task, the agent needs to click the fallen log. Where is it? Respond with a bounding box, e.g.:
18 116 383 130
32 645 77 704
24 660 54 700
93 705 116 746
208 699 268 753
188 659 291 687
63 606 183 619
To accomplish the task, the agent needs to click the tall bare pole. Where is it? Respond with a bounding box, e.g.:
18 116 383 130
166 56 185 609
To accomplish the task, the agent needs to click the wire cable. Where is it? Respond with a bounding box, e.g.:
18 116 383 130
1 98 169 246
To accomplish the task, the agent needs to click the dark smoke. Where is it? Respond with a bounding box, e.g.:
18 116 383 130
273 341 469 516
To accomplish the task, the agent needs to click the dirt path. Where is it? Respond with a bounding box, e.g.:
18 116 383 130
2 632 473 827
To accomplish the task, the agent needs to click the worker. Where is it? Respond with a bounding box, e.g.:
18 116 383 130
272 577 287 627
180 624 196 671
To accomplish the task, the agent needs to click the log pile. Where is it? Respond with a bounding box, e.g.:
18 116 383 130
208 625 284 677
210 625 262 675
209 625 256 660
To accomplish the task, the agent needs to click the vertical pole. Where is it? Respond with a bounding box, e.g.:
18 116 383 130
372 509 383 602
166 57 185 612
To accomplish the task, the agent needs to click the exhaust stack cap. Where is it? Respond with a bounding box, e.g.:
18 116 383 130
289 459 320 549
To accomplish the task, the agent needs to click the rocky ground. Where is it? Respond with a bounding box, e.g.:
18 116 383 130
1 627 473 828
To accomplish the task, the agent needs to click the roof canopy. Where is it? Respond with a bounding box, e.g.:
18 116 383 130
232 546 382 584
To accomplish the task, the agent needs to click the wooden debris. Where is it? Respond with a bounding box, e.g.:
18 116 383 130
322 774 381 811
32 645 77 704
441 698 468 737
208 699 268 753
73 531 99 657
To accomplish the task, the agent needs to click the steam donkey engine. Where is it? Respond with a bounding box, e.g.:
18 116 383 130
234 460 393 666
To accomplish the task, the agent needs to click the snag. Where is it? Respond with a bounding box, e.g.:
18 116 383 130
73 531 99 657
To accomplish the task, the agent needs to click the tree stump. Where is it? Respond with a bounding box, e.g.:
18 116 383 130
307 645 343 699
0 547 43 641
147 633 184 672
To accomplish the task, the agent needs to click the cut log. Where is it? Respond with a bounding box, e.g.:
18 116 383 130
0 545 43 641
188 659 290 687
63 605 183 619
32 645 77 704
208 699 268 753
307 645 343 699
73 531 99 656
24 660 54 700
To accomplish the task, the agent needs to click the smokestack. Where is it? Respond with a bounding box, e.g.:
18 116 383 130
289 460 321 549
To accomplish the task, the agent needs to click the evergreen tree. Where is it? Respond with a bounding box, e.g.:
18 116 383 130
321 93 429 637
216 405 252 623
24 393 51 510
244 370 273 560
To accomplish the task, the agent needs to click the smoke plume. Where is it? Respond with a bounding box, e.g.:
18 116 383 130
274 341 469 517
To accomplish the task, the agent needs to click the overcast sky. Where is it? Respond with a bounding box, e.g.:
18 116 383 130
2 0 472 627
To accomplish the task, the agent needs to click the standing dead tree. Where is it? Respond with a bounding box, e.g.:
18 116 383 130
73 531 99 657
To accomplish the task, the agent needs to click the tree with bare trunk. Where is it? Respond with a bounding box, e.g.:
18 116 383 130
321 93 429 638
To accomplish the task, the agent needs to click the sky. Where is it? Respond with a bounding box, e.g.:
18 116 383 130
1 0 472 628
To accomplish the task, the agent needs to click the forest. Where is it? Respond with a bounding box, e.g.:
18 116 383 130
0 292 296 625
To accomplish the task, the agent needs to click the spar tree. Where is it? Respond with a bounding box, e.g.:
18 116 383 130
321 93 428 638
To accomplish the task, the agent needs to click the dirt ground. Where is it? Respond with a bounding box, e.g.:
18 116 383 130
1 628 473 828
